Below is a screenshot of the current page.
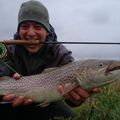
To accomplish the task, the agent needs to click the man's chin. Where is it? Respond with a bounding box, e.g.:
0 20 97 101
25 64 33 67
26 47 40 54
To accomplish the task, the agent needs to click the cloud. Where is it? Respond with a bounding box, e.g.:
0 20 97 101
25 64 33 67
0 0 120 59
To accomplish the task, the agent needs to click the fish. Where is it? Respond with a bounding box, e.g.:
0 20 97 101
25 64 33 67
0 59 120 106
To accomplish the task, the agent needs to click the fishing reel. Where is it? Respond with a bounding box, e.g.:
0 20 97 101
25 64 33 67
0 43 8 61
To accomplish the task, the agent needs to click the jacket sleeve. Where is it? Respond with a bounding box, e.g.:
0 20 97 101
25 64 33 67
53 44 74 66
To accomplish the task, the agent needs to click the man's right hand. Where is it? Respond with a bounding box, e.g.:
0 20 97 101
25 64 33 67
2 73 33 107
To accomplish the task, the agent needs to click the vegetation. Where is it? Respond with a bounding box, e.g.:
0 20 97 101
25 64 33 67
73 81 120 120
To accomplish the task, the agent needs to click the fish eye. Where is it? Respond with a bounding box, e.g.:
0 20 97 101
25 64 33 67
99 63 104 67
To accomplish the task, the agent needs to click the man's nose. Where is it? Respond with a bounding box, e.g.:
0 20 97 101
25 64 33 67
27 26 36 37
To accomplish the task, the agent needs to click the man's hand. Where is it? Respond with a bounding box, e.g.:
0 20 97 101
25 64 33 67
2 73 33 107
59 85 100 106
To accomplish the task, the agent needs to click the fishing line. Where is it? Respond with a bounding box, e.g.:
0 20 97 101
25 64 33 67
0 43 17 73
1 60 19 74
0 43 24 77
1 60 27 80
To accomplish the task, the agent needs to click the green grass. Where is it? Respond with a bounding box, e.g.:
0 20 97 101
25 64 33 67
72 82 120 120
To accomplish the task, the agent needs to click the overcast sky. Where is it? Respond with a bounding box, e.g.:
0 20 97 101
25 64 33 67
0 0 120 59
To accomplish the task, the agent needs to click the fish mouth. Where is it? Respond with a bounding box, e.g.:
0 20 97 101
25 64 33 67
105 66 120 75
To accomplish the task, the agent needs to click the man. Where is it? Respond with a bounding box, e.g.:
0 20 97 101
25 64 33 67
0 0 99 120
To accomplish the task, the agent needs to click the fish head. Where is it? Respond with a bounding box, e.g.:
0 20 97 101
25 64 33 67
77 59 120 89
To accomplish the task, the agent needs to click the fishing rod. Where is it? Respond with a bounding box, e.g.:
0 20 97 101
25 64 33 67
0 40 120 45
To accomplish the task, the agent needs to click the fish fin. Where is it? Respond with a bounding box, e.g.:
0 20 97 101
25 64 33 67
42 68 58 73
36 102 50 107
62 82 77 95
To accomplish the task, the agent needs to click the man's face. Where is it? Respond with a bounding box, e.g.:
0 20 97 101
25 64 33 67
19 21 49 54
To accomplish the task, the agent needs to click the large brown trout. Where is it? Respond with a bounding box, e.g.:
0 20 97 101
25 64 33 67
0 59 120 106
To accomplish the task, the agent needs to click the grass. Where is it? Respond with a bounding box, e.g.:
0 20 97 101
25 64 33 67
72 81 120 120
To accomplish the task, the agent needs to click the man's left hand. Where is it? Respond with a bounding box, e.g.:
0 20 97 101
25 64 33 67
59 85 100 106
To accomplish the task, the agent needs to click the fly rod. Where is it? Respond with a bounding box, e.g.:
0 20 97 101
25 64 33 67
0 40 39 45
0 40 120 45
